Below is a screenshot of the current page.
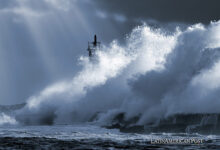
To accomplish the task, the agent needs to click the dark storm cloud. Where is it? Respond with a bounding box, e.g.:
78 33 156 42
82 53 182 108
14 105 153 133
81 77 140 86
94 0 220 23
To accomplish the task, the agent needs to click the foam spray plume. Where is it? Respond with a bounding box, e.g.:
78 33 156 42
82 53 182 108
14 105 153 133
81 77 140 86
15 21 220 126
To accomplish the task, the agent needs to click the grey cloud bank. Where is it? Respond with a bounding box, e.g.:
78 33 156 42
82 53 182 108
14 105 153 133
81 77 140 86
95 0 220 24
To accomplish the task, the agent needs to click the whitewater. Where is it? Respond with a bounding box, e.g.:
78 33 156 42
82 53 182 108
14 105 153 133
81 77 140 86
9 20 219 126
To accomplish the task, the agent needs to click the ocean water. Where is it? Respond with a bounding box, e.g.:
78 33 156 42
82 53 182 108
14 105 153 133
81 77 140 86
0 124 220 150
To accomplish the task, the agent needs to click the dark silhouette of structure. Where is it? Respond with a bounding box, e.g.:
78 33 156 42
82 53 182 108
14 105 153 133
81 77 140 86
87 35 100 57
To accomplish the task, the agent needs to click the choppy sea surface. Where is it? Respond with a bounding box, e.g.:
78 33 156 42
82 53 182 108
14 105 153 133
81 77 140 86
0 124 220 150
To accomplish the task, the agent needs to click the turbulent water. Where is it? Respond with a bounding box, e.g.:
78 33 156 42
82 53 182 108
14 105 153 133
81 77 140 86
0 124 219 150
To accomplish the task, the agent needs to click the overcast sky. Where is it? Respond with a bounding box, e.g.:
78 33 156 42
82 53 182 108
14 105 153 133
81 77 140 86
95 0 220 23
0 0 219 105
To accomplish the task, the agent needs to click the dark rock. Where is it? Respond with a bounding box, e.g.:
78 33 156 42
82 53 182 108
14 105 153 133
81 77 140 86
104 113 220 135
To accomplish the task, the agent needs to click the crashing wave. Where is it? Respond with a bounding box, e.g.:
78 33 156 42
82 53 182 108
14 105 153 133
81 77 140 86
12 21 220 135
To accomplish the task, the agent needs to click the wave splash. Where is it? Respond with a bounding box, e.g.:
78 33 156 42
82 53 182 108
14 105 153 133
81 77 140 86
0 113 17 125
14 21 220 126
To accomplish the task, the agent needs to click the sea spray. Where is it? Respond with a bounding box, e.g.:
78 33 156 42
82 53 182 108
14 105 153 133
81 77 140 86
0 113 17 125
15 21 220 126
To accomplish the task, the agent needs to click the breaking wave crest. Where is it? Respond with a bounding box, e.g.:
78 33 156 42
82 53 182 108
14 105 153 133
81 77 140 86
14 21 220 126
0 113 17 125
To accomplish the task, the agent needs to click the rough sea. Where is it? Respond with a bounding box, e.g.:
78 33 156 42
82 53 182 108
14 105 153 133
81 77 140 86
0 124 219 150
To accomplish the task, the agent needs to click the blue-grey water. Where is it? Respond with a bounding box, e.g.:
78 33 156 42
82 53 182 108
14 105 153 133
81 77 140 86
0 124 220 150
